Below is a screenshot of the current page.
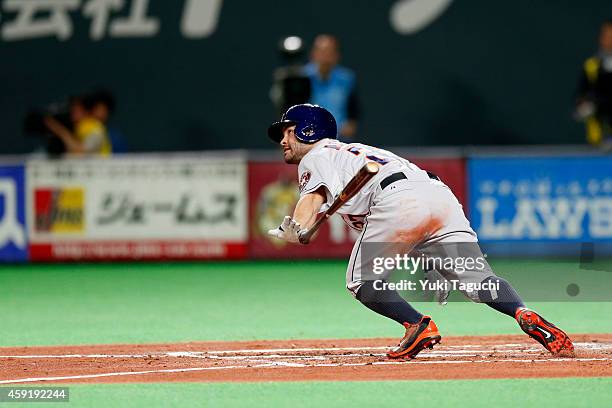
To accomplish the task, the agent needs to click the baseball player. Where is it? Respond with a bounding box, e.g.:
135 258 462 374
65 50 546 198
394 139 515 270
267 104 575 359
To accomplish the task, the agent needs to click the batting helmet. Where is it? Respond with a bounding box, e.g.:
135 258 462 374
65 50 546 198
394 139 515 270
267 104 337 144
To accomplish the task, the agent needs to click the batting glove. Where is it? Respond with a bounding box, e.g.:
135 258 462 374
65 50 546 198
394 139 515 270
426 269 450 306
268 216 303 243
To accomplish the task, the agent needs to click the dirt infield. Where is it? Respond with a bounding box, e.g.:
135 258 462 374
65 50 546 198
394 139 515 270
1 334 611 384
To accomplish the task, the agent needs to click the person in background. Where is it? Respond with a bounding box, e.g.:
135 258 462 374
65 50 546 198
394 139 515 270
90 89 128 153
44 94 112 157
575 19 612 149
304 34 360 141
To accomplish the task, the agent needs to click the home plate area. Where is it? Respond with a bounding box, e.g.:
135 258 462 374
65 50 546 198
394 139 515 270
2 334 611 384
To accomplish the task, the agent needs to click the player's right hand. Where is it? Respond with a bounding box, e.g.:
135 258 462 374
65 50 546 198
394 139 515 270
268 216 302 243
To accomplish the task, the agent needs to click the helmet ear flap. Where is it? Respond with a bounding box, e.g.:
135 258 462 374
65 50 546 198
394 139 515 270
294 124 321 144
298 125 316 141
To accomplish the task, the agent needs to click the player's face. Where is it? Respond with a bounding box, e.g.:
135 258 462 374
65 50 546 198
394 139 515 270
280 125 308 164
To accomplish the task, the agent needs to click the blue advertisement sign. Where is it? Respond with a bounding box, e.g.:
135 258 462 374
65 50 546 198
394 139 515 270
0 165 27 261
468 157 612 245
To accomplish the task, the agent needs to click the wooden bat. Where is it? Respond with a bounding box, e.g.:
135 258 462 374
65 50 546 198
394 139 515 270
298 161 380 244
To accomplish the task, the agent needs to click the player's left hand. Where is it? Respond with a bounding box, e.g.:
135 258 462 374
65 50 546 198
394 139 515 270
268 216 304 243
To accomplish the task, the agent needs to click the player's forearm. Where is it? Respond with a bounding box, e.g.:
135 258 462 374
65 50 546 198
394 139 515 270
292 190 325 229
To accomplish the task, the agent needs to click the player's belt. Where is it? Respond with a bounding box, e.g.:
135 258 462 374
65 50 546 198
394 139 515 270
380 171 441 190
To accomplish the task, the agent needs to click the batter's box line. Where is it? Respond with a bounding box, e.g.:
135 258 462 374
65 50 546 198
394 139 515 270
0 350 543 360
2 357 611 385
1 342 610 360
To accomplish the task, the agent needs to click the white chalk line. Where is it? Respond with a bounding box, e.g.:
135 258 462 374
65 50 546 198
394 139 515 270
0 351 490 359
1 342 609 360
0 350 545 361
200 342 611 354
0 343 513 358
1 357 611 385
0 350 540 360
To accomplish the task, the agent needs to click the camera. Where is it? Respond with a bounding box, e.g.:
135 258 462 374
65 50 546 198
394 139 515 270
271 36 311 115
23 101 72 155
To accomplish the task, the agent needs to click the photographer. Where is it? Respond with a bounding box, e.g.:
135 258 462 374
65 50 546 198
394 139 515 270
43 95 112 157
304 35 361 141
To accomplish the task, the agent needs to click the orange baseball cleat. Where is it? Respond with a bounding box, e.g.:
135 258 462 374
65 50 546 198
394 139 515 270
387 316 442 359
515 308 575 356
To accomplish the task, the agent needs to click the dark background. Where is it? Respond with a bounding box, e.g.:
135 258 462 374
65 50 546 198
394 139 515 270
1 0 610 153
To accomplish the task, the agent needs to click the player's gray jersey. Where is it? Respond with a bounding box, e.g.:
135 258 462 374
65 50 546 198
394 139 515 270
297 138 431 229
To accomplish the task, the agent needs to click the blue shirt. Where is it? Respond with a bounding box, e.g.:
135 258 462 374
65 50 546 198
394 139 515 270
303 62 356 130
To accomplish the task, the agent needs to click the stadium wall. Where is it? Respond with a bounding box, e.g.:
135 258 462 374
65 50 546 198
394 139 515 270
0 149 610 262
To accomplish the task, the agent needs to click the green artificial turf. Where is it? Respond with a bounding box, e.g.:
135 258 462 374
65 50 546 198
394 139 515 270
0 260 610 347
2 378 611 408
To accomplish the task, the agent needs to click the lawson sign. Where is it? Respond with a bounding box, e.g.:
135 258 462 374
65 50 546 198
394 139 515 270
468 157 612 245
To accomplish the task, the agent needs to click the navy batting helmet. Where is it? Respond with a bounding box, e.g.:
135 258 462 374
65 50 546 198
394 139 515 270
267 104 337 144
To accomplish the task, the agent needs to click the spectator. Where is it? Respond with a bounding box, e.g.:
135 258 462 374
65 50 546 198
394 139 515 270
304 34 361 141
90 89 128 153
44 95 112 156
575 19 612 148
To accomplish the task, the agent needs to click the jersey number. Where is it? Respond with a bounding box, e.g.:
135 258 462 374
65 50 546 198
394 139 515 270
344 214 366 230
346 146 389 165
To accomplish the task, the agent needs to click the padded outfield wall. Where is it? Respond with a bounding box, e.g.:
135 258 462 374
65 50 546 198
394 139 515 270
0 147 610 261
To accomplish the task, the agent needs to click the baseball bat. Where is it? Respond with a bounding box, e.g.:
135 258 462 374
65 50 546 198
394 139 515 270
298 161 380 244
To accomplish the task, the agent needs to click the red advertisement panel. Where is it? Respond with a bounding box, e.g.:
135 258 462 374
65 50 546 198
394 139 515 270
248 158 466 259
248 162 357 258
